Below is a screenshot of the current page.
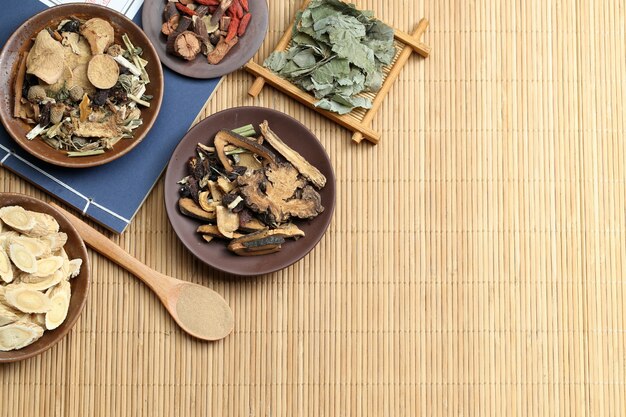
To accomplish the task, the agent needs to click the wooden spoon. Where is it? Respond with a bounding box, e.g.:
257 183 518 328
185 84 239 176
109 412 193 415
51 203 234 341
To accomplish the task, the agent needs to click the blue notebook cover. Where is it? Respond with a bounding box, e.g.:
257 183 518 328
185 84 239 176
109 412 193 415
0 0 221 233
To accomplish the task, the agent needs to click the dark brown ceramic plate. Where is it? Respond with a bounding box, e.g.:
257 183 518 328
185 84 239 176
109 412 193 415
164 107 335 276
142 0 268 79
0 4 164 168
0 193 90 363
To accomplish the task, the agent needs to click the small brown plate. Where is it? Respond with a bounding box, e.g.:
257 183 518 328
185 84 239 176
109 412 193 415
164 107 335 276
0 193 90 363
0 4 164 168
142 0 269 79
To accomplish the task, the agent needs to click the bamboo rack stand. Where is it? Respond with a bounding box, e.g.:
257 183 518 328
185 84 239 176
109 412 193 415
244 0 430 145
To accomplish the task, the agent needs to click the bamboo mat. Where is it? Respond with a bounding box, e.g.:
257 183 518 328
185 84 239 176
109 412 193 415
1 0 625 415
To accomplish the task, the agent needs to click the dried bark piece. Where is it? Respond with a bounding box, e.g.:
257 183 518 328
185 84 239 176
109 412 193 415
26 30 65 85
87 54 120 89
13 52 28 118
207 36 238 64
237 164 324 223
174 31 201 61
260 121 327 189
81 18 115 55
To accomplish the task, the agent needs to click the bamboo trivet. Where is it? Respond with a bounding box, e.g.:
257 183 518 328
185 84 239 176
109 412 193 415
244 0 430 145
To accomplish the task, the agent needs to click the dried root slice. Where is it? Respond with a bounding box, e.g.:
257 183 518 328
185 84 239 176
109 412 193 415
0 321 44 351
27 313 46 328
201 235 214 243
0 302 20 326
0 206 36 233
0 248 14 283
87 54 120 89
0 231 19 250
20 270 64 291
208 181 223 203
27 212 60 237
68 259 82 279
216 206 239 239
174 31 201 60
11 236 48 257
4 285 52 313
45 281 71 330
40 232 68 253
214 129 277 172
33 256 64 277
178 198 216 221
9 243 37 273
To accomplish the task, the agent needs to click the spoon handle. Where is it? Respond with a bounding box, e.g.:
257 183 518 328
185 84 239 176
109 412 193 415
50 203 169 292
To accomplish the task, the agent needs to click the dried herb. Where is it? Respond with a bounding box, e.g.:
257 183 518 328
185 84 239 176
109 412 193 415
263 0 395 114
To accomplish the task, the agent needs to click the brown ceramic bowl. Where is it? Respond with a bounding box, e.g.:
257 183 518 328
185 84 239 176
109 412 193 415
0 4 164 168
142 0 269 79
0 193 90 363
164 107 335 276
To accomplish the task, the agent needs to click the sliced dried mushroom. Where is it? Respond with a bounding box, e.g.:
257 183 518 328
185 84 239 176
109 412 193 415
196 224 243 240
178 198 216 221
26 30 65 85
214 129 277 172
237 164 324 224
216 206 239 239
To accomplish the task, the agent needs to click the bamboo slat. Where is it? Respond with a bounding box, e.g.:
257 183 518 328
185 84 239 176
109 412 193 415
1 0 625 416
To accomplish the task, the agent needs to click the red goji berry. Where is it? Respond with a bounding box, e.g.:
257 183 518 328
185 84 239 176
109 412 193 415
225 17 240 41
175 3 196 16
231 0 244 19
238 13 251 36
240 0 249 12
195 0 220 5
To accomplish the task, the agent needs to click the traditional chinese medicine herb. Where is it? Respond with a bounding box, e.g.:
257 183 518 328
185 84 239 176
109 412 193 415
263 0 395 114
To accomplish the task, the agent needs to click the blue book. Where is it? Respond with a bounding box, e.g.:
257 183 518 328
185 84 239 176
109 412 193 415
0 0 221 233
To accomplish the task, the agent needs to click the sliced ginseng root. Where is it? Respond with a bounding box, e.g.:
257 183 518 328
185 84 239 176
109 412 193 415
33 256 64 277
68 259 82 279
4 285 52 313
9 243 38 274
0 248 14 283
11 236 48 257
0 302 20 326
0 206 36 233
45 281 71 330
0 321 44 351
19 270 65 291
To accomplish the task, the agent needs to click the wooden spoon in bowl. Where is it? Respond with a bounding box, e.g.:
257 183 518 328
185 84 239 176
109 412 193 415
51 203 234 341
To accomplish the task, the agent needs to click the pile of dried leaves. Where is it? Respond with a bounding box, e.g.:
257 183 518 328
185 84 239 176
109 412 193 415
14 17 152 157
264 0 395 114
178 121 326 256
162 0 252 64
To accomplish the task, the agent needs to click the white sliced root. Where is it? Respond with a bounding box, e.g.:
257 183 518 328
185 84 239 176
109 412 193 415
11 236 48 257
45 281 71 330
33 256 64 277
0 321 44 351
0 248 14 283
26 212 60 237
4 285 52 313
0 204 82 350
0 206 36 233
0 231 20 250
40 232 68 253
19 270 65 291
68 259 82 279
0 302 20 326
9 243 38 274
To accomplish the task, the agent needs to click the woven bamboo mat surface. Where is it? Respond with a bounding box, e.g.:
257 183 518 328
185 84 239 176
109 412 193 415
1 0 626 415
